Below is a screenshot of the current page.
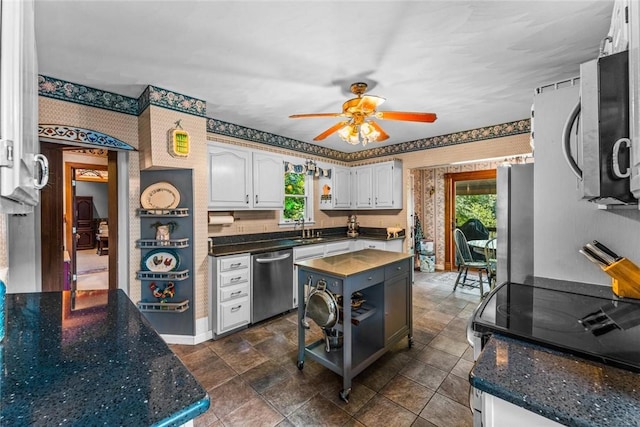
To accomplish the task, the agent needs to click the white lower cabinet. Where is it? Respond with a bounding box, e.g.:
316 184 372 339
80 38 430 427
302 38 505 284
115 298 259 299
324 240 353 256
482 393 562 427
219 296 251 332
210 253 251 337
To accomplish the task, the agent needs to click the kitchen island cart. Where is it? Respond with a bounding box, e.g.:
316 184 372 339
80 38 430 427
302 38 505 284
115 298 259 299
296 249 413 402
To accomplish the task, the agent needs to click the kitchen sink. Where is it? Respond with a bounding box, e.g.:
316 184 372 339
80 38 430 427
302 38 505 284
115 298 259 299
292 237 326 244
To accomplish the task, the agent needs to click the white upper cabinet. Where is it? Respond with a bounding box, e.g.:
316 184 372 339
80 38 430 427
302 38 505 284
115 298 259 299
208 143 252 209
319 165 352 210
0 0 48 213
252 151 284 208
207 142 284 210
320 160 403 210
332 166 352 209
373 160 402 209
354 165 374 208
355 160 403 209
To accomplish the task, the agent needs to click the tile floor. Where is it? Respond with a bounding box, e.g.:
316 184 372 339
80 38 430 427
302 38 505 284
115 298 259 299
171 270 484 427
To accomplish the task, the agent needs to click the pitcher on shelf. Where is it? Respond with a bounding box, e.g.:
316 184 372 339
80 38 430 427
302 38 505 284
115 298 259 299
151 221 178 245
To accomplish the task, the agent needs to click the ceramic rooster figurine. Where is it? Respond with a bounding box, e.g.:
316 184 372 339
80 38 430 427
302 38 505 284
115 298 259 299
149 282 175 303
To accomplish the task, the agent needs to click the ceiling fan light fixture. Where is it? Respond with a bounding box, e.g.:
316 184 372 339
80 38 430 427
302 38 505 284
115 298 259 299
338 121 380 146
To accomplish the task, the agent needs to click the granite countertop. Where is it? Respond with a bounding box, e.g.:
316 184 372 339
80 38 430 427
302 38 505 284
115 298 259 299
295 248 412 277
1 290 209 426
471 334 640 426
210 231 405 257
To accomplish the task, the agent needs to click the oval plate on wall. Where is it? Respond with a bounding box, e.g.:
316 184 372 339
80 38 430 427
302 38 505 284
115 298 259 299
142 249 181 272
141 181 180 209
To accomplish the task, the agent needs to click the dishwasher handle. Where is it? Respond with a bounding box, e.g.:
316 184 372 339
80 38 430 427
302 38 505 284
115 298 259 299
254 253 291 263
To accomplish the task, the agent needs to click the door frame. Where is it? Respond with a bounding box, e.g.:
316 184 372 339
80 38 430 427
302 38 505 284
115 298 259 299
443 169 497 270
40 144 118 291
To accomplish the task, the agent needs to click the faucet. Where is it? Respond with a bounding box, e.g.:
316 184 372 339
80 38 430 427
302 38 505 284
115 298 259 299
296 218 305 239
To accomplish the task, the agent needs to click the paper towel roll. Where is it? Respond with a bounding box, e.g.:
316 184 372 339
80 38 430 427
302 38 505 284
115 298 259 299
208 214 234 225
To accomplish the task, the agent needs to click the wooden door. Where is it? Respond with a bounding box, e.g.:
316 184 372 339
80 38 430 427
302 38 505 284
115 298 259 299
39 142 65 292
75 196 94 249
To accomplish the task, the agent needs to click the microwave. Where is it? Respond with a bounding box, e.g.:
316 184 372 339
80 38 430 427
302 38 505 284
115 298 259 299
563 50 635 205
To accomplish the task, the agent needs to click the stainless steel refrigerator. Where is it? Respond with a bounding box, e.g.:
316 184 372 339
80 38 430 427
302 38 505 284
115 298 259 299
496 163 534 286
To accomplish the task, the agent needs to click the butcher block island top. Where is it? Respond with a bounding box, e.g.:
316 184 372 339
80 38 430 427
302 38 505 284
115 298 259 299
295 248 412 277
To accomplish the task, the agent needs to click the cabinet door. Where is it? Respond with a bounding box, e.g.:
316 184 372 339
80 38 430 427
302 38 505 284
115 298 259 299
0 0 45 211
374 163 395 207
333 166 352 208
385 271 410 345
354 166 373 208
207 143 252 209
252 152 284 208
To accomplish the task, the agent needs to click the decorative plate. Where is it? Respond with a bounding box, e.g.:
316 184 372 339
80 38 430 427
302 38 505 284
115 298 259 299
140 182 180 209
142 249 181 272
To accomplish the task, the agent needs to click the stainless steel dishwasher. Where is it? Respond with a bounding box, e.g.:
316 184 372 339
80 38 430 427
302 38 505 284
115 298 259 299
251 249 294 323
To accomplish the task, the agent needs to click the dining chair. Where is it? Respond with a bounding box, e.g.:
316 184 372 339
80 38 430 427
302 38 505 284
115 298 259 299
484 238 497 288
453 228 488 297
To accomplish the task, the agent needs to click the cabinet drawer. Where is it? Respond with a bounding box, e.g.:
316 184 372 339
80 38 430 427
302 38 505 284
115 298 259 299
219 255 250 271
220 297 250 331
219 269 249 287
325 241 352 256
385 259 411 279
351 268 385 291
220 282 250 302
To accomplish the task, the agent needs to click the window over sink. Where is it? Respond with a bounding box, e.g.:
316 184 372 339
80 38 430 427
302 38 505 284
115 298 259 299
281 169 314 225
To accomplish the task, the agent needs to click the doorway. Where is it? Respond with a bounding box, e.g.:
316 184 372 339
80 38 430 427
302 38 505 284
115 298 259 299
67 163 109 290
40 142 118 291
444 169 497 270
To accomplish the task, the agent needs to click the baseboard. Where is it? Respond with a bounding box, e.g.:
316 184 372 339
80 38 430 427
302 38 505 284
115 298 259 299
160 317 213 345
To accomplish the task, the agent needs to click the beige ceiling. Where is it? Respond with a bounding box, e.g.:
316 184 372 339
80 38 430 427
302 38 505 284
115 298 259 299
34 0 613 153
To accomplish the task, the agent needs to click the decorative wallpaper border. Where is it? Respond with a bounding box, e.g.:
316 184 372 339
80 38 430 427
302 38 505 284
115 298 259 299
207 118 530 162
38 75 207 118
38 125 136 151
138 85 207 117
38 75 529 160
38 75 139 115
207 118 349 161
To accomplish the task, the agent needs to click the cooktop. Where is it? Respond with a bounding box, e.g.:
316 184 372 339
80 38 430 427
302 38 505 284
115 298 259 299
472 277 640 373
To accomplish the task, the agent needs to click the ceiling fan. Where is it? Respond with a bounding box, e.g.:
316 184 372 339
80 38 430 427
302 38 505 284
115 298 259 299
289 82 437 146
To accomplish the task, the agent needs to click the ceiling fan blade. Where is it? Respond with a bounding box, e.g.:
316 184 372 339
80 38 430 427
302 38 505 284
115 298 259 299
369 121 389 141
313 121 350 141
376 111 437 122
358 95 385 112
289 113 343 119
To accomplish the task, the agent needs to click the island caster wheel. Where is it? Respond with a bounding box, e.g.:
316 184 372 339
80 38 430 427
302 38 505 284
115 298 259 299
408 337 414 348
297 360 304 370
339 388 351 403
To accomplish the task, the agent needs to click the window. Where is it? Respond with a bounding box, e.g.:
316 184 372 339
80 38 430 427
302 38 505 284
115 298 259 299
281 171 314 224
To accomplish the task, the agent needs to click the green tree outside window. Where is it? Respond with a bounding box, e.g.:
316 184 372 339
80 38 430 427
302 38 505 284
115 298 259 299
284 172 306 220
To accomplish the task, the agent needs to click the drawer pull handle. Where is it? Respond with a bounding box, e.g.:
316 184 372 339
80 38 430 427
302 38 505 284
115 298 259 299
230 276 242 282
230 263 242 268
231 305 242 312
396 267 402 270
231 290 242 296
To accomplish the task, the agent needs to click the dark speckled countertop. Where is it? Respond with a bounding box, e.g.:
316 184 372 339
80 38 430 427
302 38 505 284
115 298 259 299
471 334 640 426
0 290 209 426
209 227 405 257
